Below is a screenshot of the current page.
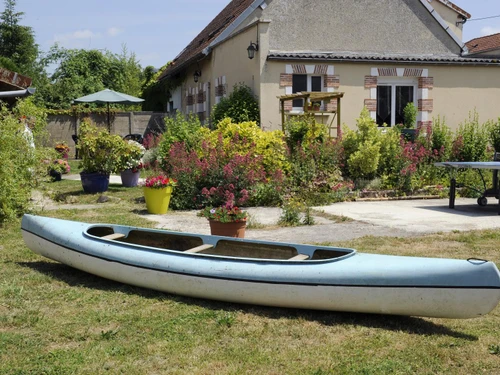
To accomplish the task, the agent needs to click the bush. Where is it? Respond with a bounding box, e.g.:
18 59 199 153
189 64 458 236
163 136 277 210
488 118 500 153
284 117 345 204
0 105 38 223
403 102 417 128
451 111 489 162
211 83 260 126
208 118 288 175
342 107 382 180
77 120 125 174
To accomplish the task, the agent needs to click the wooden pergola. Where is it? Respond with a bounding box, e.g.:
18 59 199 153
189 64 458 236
277 92 344 137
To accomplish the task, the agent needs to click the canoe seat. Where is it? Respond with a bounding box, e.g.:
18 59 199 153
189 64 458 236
102 233 126 240
185 244 214 253
288 254 310 261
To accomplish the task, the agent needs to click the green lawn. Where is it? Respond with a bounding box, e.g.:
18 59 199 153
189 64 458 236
1 180 500 374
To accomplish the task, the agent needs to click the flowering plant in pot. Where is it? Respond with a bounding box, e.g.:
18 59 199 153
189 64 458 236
54 142 70 158
47 159 70 181
77 120 124 193
118 140 146 187
198 202 248 238
142 175 177 214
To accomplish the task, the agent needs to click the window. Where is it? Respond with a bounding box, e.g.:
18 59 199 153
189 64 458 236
292 74 323 110
376 79 416 126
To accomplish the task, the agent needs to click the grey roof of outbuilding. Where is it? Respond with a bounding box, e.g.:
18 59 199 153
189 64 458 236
267 51 500 65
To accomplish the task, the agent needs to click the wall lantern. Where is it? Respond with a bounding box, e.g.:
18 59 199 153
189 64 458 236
193 70 201 83
247 41 259 60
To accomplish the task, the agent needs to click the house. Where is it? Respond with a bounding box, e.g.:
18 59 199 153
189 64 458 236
466 33 500 58
0 67 35 105
160 0 500 132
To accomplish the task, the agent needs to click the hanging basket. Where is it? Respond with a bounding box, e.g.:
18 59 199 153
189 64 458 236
144 186 173 214
209 220 246 238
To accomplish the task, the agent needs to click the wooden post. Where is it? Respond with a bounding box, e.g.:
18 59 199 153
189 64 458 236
337 97 341 135
281 99 285 132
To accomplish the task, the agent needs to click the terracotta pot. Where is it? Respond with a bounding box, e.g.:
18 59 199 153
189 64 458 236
143 186 173 214
209 220 246 238
120 169 140 187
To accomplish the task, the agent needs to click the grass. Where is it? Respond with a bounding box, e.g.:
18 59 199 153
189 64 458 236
1 180 500 374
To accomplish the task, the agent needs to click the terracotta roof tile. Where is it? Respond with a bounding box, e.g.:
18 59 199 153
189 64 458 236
466 33 500 55
160 0 255 79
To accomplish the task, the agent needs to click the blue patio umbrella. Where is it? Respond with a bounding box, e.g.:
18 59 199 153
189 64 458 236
73 88 144 129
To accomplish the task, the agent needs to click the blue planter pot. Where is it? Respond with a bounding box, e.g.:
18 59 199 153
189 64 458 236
80 172 110 194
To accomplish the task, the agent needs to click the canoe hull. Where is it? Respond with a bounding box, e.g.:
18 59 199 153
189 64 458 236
22 218 500 319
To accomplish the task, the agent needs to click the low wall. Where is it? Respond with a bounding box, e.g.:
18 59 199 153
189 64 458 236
46 111 169 158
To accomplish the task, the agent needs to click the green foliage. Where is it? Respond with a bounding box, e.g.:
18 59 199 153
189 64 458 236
284 116 345 204
0 100 45 223
77 120 127 174
278 200 303 226
488 118 500 152
157 113 206 168
211 83 260 126
141 63 183 111
429 115 453 162
342 107 382 180
0 0 38 72
42 45 144 109
403 102 417 128
452 110 489 162
210 118 288 175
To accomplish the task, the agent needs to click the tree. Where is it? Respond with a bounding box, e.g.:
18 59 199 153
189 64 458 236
42 45 144 109
0 0 38 71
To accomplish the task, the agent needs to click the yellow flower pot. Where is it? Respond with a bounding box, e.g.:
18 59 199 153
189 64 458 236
143 186 173 214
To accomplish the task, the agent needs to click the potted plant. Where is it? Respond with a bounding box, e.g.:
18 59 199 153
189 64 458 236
77 120 124 193
198 202 248 238
118 140 146 187
48 159 70 181
143 175 177 214
55 142 70 159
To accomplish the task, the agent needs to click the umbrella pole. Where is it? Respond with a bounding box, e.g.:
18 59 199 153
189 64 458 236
107 103 110 132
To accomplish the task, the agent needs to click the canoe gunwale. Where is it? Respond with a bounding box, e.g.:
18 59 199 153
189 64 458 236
83 224 358 264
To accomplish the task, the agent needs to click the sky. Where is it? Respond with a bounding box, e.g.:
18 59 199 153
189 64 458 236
13 0 500 71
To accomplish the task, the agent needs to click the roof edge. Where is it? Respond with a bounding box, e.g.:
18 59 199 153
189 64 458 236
419 0 468 54
203 0 266 56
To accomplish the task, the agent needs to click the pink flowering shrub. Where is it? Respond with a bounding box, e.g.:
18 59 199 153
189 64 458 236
162 134 281 210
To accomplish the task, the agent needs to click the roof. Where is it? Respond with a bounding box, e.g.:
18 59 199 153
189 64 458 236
268 50 500 65
466 33 500 55
159 0 256 80
430 0 471 19
160 0 470 80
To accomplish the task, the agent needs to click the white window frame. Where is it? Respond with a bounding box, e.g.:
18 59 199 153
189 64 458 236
292 75 324 112
376 77 417 126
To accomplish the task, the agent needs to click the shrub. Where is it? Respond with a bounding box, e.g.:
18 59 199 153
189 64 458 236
488 118 500 153
211 83 260 126
160 112 206 152
162 134 281 210
451 111 489 162
342 107 382 181
403 102 417 128
284 117 345 204
0 105 38 223
77 120 125 174
208 118 288 175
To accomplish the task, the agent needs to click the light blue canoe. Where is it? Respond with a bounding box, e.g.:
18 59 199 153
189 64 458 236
21 214 500 319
